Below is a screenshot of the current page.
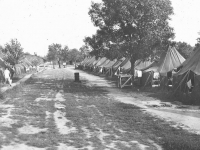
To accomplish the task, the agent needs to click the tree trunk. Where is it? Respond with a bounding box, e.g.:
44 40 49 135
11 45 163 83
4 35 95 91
58 61 61 68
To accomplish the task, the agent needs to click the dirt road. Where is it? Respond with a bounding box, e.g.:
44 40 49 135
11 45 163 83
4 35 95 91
70 67 200 135
0 66 199 150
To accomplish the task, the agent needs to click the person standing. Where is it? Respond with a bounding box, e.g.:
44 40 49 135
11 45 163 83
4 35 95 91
4 68 12 86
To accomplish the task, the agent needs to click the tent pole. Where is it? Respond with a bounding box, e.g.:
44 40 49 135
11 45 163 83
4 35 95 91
168 48 173 74
143 71 152 88
160 77 165 90
183 70 190 93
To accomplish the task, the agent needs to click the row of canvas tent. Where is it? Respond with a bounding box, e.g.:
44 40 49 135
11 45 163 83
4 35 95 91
78 46 188 89
79 46 200 102
15 54 45 75
14 58 33 75
0 55 43 78
0 56 31 82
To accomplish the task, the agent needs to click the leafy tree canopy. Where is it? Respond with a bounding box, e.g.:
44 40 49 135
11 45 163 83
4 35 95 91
79 45 90 58
175 42 193 59
87 0 175 72
84 29 122 60
3 39 24 65
194 37 200 51
67 49 83 62
62 46 70 61
47 43 69 62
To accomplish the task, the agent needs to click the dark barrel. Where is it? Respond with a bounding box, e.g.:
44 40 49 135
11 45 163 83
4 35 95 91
74 72 80 82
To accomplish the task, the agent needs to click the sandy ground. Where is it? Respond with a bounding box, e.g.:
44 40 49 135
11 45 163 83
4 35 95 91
70 66 200 135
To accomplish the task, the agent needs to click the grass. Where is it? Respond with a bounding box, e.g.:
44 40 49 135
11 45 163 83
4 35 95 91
62 77 200 150
1 68 200 150
137 86 200 106
109 102 200 150
0 70 37 101
81 69 200 106
0 90 4 100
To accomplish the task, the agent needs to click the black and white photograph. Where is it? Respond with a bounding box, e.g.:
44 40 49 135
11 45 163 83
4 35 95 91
0 0 200 149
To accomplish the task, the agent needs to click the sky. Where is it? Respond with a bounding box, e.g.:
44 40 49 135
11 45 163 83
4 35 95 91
169 0 200 46
0 0 200 56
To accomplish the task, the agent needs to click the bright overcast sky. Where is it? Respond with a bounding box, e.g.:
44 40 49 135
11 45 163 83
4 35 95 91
0 0 199 56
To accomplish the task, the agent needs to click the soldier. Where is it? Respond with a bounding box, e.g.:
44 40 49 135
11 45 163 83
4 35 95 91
4 67 12 86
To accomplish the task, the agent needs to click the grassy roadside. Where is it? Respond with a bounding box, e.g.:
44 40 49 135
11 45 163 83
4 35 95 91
0 77 56 149
13 69 37 82
0 83 24 102
0 70 37 100
63 77 200 150
0 70 36 88
81 69 200 106
1 69 200 150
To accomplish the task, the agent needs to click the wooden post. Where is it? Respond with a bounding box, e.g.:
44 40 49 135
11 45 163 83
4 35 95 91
74 72 81 82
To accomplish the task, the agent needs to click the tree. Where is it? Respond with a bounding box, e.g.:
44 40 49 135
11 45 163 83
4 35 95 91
47 43 61 68
88 0 174 76
175 42 193 58
61 46 69 61
84 30 123 60
3 39 24 65
193 37 200 51
0 45 8 61
79 45 90 58
0 45 3 52
67 49 83 63
47 43 69 68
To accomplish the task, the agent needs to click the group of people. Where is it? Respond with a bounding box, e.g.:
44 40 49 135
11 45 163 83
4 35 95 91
0 67 15 86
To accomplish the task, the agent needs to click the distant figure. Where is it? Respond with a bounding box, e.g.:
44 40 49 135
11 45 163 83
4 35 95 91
63 62 66 68
36 66 39 72
4 68 12 86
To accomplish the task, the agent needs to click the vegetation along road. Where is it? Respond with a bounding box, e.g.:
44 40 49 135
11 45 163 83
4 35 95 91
0 66 200 150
